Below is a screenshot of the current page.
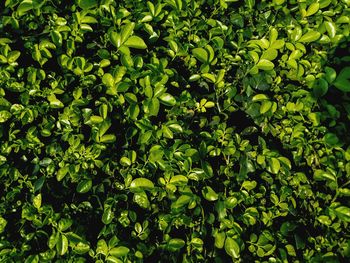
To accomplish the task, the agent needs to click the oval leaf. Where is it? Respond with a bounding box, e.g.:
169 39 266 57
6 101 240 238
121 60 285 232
130 178 155 192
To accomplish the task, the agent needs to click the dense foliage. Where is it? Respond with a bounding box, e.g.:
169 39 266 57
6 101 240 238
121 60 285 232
1 0 350 262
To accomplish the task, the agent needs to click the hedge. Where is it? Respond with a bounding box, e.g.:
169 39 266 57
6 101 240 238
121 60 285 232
0 0 350 262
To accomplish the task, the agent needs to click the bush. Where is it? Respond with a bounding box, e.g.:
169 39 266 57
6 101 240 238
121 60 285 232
1 0 350 262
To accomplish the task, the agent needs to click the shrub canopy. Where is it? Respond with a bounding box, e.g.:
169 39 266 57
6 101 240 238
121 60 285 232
0 0 350 262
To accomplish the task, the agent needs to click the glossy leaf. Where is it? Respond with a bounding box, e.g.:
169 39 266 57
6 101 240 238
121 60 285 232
109 246 130 257
257 59 274 70
130 178 155 192
225 237 240 258
192 48 208 63
298 31 321 43
159 93 176 106
202 186 219 201
124 36 147 49
57 234 69 256
76 180 92 193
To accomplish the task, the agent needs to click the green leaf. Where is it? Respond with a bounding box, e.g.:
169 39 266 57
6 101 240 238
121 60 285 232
339 188 350 197
257 59 274 70
96 239 108 256
241 180 257 191
133 191 150 209
202 73 216 83
192 48 208 63
121 22 135 44
17 0 33 16
76 180 92 193
168 123 183 133
298 31 321 43
334 206 350 222
313 78 328 97
130 178 155 192
47 94 64 108
260 100 272 114
0 110 12 123
169 175 188 186
159 93 176 106
270 39 285 49
149 98 160 116
106 256 123 263
102 73 114 87
202 186 219 201
7 51 21 63
78 0 98 10
252 94 269 101
33 193 42 209
102 207 114 224
260 48 278 61
120 156 131 166
58 218 73 231
124 36 147 49
270 158 280 174
214 231 226 249
324 132 339 146
100 134 116 143
74 242 90 254
48 231 59 249
57 234 68 256
285 244 297 256
313 169 336 182
189 74 201 82
171 194 192 211
109 246 130 257
0 216 7 233
167 238 185 251
333 67 350 92
109 31 121 48
305 2 319 16
324 21 336 38
325 67 337 83
225 237 240 259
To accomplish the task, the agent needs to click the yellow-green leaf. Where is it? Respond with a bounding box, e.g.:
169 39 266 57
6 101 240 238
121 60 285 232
57 234 68 256
257 59 274 70
130 178 155 192
298 31 321 43
225 237 240 258
305 3 319 17
121 22 135 44
192 48 208 63
124 36 147 49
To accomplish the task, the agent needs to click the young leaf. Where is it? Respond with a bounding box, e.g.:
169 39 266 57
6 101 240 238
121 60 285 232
121 22 135 44
109 246 130 257
257 59 274 71
159 93 176 106
298 31 321 43
124 36 147 49
57 234 68 256
192 48 208 63
76 180 92 193
225 237 240 259
149 98 160 116
0 216 7 233
305 3 319 16
78 0 98 10
202 186 219 201
17 0 33 16
0 110 12 123
130 178 155 192
334 206 350 222
109 31 121 48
